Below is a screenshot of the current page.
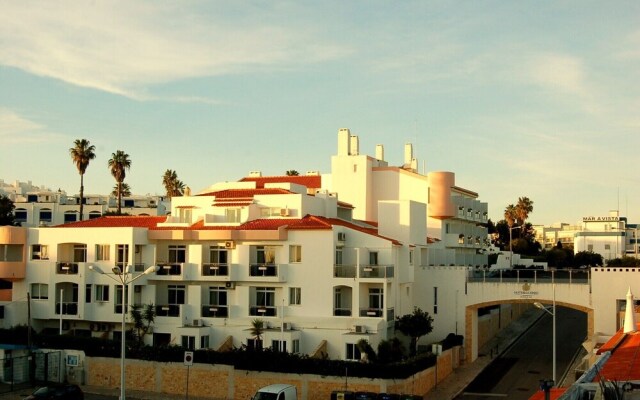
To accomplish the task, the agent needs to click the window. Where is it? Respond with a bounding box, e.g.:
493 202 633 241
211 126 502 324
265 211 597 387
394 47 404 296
256 246 275 264
289 287 301 305
27 194 37 202
209 246 228 264
181 336 195 350
31 283 48 300
169 245 186 263
31 245 49 260
115 285 130 314
200 335 210 349
409 249 414 266
116 244 129 267
335 247 343 265
605 244 611 250
179 208 192 224
96 245 110 261
39 209 52 222
369 288 383 310
209 287 227 306
95 285 109 302
433 287 438 315
289 245 302 263
256 287 275 307
226 208 241 223
588 244 594 252
458 234 465 245
124 199 134 208
292 339 300 354
64 212 77 223
85 284 91 303
272 340 287 352
73 244 87 262
169 285 186 305
14 209 27 222
369 251 378 266
346 343 361 361
260 207 280 217
89 211 101 219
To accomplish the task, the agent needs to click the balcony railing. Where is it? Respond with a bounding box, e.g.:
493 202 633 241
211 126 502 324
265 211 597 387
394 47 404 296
333 307 352 317
249 305 277 317
359 308 383 317
156 263 182 276
55 302 78 315
133 263 146 273
249 264 277 277
202 305 229 318
56 262 79 274
202 263 229 277
359 265 394 279
156 304 181 317
334 265 356 278
114 304 129 314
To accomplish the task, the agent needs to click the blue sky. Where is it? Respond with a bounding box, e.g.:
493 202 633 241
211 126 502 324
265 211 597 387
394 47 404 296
1 1 639 225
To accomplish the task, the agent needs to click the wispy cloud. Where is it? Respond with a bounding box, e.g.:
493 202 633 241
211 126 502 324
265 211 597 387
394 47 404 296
0 2 349 99
0 109 65 144
528 53 587 95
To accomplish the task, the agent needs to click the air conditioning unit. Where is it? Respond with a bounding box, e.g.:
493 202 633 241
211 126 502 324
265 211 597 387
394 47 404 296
192 319 202 327
225 281 236 289
280 208 290 217
224 241 236 249
354 325 366 334
283 322 292 331
338 232 346 241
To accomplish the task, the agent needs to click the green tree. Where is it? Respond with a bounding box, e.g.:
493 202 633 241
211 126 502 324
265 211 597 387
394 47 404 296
130 303 155 348
250 319 265 350
69 139 96 221
112 182 131 198
395 307 433 356
356 338 377 363
0 195 19 226
573 251 603 268
285 170 299 176
377 338 404 363
162 169 185 199
515 197 534 233
108 150 131 215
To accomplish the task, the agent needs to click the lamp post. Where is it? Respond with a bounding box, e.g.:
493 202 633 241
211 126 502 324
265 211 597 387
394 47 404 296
89 264 158 400
508 225 521 269
534 283 556 384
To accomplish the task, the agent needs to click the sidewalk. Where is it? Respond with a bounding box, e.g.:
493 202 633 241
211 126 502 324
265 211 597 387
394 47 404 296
425 307 545 400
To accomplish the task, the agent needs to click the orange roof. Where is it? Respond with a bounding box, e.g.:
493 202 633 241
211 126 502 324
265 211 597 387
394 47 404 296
239 175 322 189
56 216 167 228
528 388 566 400
594 323 640 382
198 188 292 197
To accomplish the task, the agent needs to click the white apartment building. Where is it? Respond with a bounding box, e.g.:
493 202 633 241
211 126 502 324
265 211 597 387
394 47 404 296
0 129 490 360
0 179 168 227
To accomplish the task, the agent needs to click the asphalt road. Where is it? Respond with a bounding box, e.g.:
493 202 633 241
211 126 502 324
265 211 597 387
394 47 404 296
456 307 587 400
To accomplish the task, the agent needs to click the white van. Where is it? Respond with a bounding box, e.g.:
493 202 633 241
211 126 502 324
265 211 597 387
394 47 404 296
252 384 297 400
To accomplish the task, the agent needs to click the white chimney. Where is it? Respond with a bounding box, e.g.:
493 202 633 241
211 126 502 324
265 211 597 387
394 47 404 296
624 287 637 334
338 128 351 156
350 135 359 155
248 171 262 177
404 143 413 165
375 144 384 161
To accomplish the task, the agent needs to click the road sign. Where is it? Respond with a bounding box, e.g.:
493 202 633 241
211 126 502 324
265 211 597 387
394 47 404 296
184 351 194 366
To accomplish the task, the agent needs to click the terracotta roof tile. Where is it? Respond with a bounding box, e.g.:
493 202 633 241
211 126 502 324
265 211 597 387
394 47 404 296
198 188 292 197
56 216 167 228
240 175 322 189
594 324 640 382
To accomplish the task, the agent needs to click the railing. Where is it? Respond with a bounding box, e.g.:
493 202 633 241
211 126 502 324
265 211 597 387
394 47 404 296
54 302 78 315
202 263 229 277
249 305 277 317
133 263 146 273
359 265 394 279
56 262 79 274
467 268 590 284
202 305 228 318
114 304 129 314
156 263 182 276
333 308 352 317
387 307 395 321
156 304 181 317
249 264 278 277
334 265 356 278
360 308 383 317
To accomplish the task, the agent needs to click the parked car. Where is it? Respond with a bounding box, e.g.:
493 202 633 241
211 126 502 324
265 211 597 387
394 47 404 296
252 384 297 400
23 383 84 400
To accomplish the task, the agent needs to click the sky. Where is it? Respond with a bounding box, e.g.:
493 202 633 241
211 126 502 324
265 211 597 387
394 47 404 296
1 1 639 226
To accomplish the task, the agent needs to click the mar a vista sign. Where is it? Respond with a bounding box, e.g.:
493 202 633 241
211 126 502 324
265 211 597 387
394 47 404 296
514 282 539 299
583 216 620 222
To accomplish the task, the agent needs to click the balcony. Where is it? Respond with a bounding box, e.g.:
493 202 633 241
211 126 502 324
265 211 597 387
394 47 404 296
359 308 383 317
359 265 394 279
156 304 181 317
156 263 182 276
334 265 356 278
333 308 352 317
249 305 277 317
248 264 286 282
202 263 229 277
55 302 78 315
114 305 130 314
56 262 79 275
201 305 228 318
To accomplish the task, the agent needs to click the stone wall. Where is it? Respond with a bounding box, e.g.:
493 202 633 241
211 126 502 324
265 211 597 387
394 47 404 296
84 346 461 400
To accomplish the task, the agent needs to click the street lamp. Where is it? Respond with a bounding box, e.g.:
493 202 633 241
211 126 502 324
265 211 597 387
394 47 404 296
89 264 158 400
534 283 556 384
508 225 521 269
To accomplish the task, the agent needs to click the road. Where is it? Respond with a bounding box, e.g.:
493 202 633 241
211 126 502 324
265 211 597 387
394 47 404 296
455 307 587 400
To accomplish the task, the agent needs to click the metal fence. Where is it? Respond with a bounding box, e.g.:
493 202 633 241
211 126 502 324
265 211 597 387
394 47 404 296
0 351 63 395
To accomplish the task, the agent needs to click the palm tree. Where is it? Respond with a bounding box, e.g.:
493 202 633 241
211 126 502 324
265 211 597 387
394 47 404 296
285 170 299 176
112 182 131 198
515 197 534 233
250 318 265 350
108 150 131 215
504 204 517 229
69 139 96 221
162 169 185 199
